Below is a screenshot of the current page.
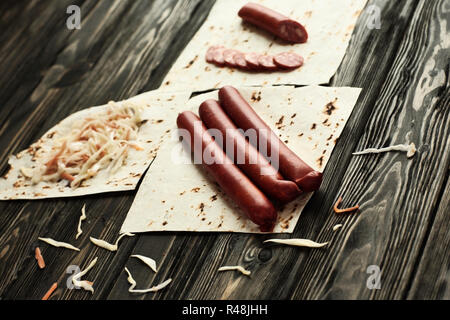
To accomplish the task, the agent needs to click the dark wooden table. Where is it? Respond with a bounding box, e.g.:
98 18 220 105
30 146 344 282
0 0 448 300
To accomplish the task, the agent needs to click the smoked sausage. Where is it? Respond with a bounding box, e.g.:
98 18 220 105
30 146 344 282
238 3 308 44
218 86 323 192
177 111 278 232
199 99 301 203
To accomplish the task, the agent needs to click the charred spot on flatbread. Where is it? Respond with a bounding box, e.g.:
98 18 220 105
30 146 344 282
324 98 338 116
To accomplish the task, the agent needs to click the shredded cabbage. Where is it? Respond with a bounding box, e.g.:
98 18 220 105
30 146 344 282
27 102 143 188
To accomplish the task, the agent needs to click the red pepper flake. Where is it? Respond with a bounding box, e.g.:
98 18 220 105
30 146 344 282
35 247 45 269
42 282 57 300
334 197 359 214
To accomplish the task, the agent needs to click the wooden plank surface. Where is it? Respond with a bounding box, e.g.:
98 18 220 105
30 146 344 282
408 178 450 300
0 0 448 300
289 0 450 299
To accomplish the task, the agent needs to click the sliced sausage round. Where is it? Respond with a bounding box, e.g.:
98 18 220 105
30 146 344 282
233 51 249 70
212 47 227 67
258 55 278 71
244 52 262 70
223 49 240 68
273 52 304 69
206 45 224 63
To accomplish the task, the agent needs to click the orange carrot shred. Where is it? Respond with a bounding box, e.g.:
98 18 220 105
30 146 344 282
334 197 359 214
35 247 45 269
130 144 144 151
44 141 67 174
42 282 58 300
61 172 75 182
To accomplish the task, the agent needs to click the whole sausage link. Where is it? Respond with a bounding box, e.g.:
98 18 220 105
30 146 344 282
238 2 308 43
218 86 323 192
177 111 278 232
199 99 301 203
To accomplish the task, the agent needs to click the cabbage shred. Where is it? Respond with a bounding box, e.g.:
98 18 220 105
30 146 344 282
28 102 143 188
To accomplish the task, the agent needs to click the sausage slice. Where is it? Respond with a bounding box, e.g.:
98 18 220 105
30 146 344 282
212 47 226 66
206 46 223 63
233 52 249 70
223 49 240 68
258 55 278 71
273 52 304 69
244 52 262 70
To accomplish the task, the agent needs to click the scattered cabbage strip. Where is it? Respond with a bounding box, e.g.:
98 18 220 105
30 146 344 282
20 167 33 179
353 142 416 158
74 280 95 293
35 247 45 269
42 282 58 300
124 267 138 291
218 266 251 276
333 224 343 231
38 237 80 251
90 238 116 251
90 232 134 252
72 257 98 294
26 102 143 187
264 239 329 248
124 267 172 294
76 204 87 240
131 255 157 273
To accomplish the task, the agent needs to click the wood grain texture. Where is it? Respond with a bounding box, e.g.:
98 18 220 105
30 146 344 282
407 177 450 300
0 0 449 300
290 0 449 299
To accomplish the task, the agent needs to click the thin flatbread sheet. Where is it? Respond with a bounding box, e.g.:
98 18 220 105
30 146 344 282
161 0 367 91
121 86 362 234
0 91 191 200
